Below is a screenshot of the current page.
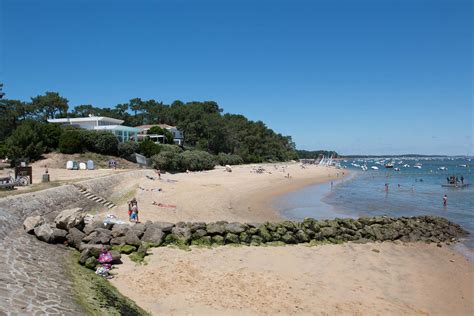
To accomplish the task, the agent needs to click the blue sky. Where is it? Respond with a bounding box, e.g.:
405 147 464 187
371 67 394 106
1 0 472 155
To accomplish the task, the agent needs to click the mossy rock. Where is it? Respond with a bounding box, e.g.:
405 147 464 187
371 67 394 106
247 227 258 235
191 236 212 247
258 226 272 242
85 257 98 270
281 232 296 244
271 232 281 241
295 230 309 242
276 227 287 236
250 235 263 246
239 232 250 243
265 222 277 232
120 245 137 254
225 233 240 244
211 235 225 245
280 221 296 231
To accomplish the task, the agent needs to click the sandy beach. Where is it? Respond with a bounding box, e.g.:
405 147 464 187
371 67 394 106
111 242 474 315
105 162 344 223
96 163 474 315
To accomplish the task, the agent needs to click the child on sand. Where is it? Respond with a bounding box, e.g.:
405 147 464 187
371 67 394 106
130 204 138 222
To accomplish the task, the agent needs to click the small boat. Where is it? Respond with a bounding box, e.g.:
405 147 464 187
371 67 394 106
441 183 470 188
459 164 467 168
394 167 400 171
438 166 447 171
403 164 410 168
371 166 379 170
413 163 422 169
385 162 394 168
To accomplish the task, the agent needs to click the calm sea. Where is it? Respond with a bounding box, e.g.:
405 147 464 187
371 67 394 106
274 157 474 251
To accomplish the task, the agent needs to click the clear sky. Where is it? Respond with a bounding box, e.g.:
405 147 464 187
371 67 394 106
1 0 472 155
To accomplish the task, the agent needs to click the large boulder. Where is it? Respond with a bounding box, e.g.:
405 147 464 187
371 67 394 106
79 243 109 257
66 227 85 249
111 224 131 238
225 233 240 244
171 226 192 244
52 228 68 243
79 249 93 265
124 231 141 246
152 222 174 232
192 229 208 239
131 223 146 238
23 216 44 234
141 226 165 246
83 230 111 245
225 222 246 234
54 208 86 230
206 222 225 235
34 224 55 243
83 220 112 235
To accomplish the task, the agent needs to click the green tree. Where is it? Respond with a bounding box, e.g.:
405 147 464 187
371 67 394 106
6 121 45 164
31 92 69 121
59 130 83 154
41 123 62 151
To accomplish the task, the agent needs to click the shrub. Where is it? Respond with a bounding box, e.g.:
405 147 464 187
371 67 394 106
178 150 215 171
0 142 7 159
41 123 62 151
92 131 119 155
59 130 84 154
217 153 244 166
160 144 183 154
6 120 45 164
151 151 180 171
138 139 161 157
118 141 139 158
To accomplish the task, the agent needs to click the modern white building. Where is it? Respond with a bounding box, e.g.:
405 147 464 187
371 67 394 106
47 116 141 142
136 124 184 145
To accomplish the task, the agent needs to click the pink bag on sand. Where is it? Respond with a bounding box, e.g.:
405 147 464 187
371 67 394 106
98 251 113 263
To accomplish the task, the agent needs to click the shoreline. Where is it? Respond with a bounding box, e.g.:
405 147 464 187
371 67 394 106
98 165 474 315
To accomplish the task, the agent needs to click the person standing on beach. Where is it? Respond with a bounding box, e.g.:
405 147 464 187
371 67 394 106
443 194 448 207
385 183 389 192
461 176 464 185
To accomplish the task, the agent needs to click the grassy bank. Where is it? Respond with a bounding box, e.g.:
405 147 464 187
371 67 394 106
66 250 149 316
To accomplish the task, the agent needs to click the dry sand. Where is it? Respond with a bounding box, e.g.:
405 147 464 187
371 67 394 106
106 162 343 223
99 163 474 315
111 243 474 316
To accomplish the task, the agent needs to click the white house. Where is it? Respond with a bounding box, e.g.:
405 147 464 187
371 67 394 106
136 124 184 145
47 115 141 142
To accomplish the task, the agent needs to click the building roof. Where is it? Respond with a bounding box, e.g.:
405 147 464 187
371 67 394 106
48 116 124 125
93 125 142 132
136 124 177 130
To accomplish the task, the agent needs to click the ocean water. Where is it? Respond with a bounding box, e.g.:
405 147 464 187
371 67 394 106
274 157 474 249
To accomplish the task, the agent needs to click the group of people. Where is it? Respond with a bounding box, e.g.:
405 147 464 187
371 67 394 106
446 175 464 185
128 198 139 222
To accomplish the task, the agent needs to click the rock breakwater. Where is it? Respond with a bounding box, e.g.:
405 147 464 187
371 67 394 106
26 210 469 270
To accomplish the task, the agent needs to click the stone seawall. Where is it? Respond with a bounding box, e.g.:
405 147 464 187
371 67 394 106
27 211 469 272
0 170 148 315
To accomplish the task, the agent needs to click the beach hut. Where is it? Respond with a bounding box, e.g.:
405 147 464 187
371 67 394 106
66 161 74 170
72 161 79 170
79 162 87 170
87 160 94 170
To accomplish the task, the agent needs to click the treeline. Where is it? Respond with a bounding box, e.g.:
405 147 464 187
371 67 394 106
296 150 339 159
0 92 297 166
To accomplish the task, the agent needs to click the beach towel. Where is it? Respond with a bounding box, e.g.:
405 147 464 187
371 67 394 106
152 201 177 208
